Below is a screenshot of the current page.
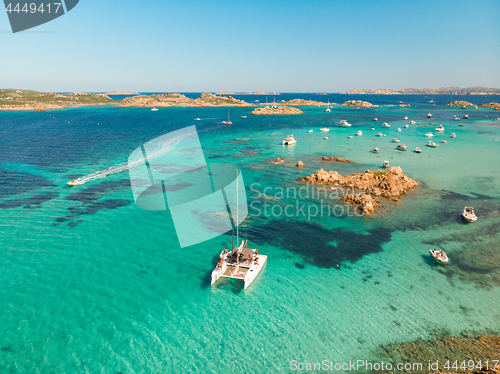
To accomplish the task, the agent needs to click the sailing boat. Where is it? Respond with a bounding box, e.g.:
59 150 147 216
222 109 232 125
211 170 267 289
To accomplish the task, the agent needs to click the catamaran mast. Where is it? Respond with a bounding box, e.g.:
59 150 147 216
236 169 239 263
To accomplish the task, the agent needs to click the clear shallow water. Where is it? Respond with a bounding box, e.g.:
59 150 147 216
1 100 500 373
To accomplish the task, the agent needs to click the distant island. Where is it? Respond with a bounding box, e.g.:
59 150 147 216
215 91 280 95
105 91 139 95
119 92 253 107
341 86 500 95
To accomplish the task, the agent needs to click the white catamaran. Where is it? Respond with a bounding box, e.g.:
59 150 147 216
211 171 267 289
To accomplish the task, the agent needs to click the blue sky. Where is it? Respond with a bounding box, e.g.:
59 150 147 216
1 0 499 92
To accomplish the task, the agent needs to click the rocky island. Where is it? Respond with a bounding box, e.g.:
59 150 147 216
481 102 500 110
215 90 279 95
446 100 475 107
341 100 377 108
250 106 304 115
279 99 332 106
105 91 139 95
342 86 500 95
298 166 418 214
0 89 115 111
118 92 253 107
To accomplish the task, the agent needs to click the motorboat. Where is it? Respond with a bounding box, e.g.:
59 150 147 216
308 129 313 133
425 132 434 137
373 117 378 121
451 133 456 138
409 121 416 124
211 172 267 290
462 105 466 109
356 130 362 136
151 107 158 111
222 109 232 125
404 116 408 120
459 123 464 126
338 120 352 127
426 141 439 147
463 115 469 119
391 138 400 143
396 144 408 151
455 117 460 120
67 179 80 187
241 116 247 118
404 124 409 128
370 127 375 130
323 136 328 140
383 161 390 168
397 128 402 132
320 127 330 132
462 207 477 222
414 147 422 153
427 113 432 118
282 134 297 145
441 139 447 143
194 118 201 121
371 147 381 153
435 125 445 131
382 123 390 128
348 135 353 138
376 132 384 137
429 249 449 264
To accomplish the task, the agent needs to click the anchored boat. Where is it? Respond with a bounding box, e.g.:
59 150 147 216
462 207 477 223
429 249 448 264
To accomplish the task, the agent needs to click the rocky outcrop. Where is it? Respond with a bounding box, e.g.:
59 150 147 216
251 106 304 115
321 156 351 162
341 100 377 108
481 102 500 110
342 86 500 95
296 161 305 167
279 99 333 106
298 166 418 214
380 104 411 107
341 194 379 214
118 92 253 107
446 100 475 107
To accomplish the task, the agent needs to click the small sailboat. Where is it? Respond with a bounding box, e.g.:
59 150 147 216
325 101 331 112
211 171 267 289
396 144 408 151
222 109 232 125
282 134 297 145
462 207 477 222
151 107 158 111
414 147 422 153
429 249 448 264
382 123 390 128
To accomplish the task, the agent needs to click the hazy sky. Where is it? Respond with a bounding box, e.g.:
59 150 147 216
1 0 499 92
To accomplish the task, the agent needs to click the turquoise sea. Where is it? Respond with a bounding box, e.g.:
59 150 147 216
1 95 500 373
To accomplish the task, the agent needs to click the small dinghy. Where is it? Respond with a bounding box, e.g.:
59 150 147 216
414 147 422 153
462 207 477 223
371 147 381 153
382 160 390 168
429 249 449 264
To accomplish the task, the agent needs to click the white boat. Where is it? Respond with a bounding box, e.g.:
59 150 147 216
320 127 330 132
348 135 353 138
425 132 434 137
441 139 447 143
455 117 460 120
194 118 201 121
409 121 416 124
222 109 232 125
451 133 456 138
241 116 247 118
370 127 375 130
338 120 352 127
462 105 466 109
325 107 331 112
462 207 477 223
404 116 408 120
371 147 381 153
382 123 390 128
404 124 409 128
396 144 408 151
426 141 439 147
435 125 445 131
373 117 378 121
151 107 158 111
323 136 328 140
429 249 448 264
211 172 267 290
414 147 422 153
391 138 400 143
397 128 402 132
463 115 469 119
383 161 390 168
308 129 313 133
427 113 432 118
67 179 80 187
356 130 362 136
376 132 384 137
282 134 297 145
